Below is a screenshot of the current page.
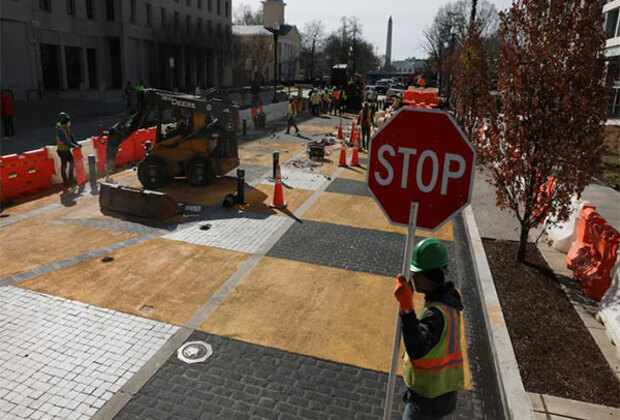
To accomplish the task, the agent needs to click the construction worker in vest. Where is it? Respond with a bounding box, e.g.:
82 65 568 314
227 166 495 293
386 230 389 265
322 89 331 115
393 238 465 419
357 102 374 151
417 75 426 88
56 112 81 186
285 96 299 135
340 89 347 116
331 87 340 115
311 89 320 116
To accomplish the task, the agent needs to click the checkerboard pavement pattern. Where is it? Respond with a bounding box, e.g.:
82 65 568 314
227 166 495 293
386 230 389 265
0 286 178 420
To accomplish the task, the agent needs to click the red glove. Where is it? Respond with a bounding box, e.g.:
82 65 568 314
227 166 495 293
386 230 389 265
394 274 414 312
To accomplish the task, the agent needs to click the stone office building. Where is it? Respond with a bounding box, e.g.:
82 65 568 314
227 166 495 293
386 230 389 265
1 0 233 99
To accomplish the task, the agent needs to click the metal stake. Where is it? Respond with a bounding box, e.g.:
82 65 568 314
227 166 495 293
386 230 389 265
383 202 418 420
272 151 280 181
88 154 98 193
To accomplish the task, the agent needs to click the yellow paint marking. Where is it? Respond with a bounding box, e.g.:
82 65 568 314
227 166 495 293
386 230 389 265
460 311 472 390
199 257 425 373
304 191 454 241
488 306 506 328
16 239 250 326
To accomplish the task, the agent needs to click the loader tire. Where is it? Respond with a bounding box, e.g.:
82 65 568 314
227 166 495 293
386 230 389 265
138 156 168 189
186 156 212 186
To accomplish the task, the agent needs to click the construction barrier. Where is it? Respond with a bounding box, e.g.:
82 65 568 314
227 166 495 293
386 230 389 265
73 148 87 186
403 88 440 108
566 205 620 301
92 126 156 170
0 148 55 201
546 196 589 254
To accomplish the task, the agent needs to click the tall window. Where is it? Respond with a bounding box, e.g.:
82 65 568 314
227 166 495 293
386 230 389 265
198 0 202 10
130 0 136 24
186 15 191 33
197 18 203 35
105 0 115 21
187 0 191 6
146 4 152 26
208 0 212 13
174 11 180 30
66 0 75 15
39 0 51 11
86 0 94 20
225 1 229 18
161 8 166 28
207 20 212 36
217 0 221 15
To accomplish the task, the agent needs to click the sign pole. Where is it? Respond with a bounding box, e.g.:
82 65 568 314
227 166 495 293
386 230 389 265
382 202 418 420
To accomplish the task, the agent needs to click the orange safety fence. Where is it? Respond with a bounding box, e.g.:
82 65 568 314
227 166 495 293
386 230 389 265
403 89 439 108
566 205 620 301
92 126 156 170
0 148 55 201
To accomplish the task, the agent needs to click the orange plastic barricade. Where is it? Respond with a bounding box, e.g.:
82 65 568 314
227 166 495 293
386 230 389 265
21 148 54 194
566 206 620 301
93 135 108 171
132 127 156 161
72 148 87 186
0 154 25 201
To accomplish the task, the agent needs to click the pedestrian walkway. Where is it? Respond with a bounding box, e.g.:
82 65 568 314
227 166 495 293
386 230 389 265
0 114 503 419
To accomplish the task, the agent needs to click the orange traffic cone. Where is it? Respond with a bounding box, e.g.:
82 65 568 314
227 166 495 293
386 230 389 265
350 121 358 144
338 140 348 167
270 163 287 209
337 118 344 140
350 136 361 167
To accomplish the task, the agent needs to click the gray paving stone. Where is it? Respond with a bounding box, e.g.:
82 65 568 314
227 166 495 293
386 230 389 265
266 219 407 277
325 177 371 197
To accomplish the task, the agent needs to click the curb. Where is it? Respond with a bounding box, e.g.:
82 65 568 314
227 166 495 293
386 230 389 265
462 205 535 420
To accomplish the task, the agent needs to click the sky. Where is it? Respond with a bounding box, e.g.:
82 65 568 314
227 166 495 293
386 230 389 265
236 0 515 61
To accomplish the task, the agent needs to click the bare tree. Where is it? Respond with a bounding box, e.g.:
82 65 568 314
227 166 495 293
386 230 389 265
234 3 263 25
301 20 326 82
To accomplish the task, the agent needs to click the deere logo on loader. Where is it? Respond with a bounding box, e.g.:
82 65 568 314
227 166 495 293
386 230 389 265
161 95 196 109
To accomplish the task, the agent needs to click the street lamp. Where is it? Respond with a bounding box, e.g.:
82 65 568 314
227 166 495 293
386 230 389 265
271 21 280 103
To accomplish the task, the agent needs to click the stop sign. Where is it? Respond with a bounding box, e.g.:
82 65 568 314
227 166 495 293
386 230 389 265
367 108 475 231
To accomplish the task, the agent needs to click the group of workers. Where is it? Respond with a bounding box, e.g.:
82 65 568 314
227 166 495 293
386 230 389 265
309 87 347 117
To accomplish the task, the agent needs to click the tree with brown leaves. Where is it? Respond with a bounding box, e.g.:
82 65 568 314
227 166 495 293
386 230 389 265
480 0 608 262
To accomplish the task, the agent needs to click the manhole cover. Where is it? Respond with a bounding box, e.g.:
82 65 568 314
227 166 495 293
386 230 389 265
177 341 213 364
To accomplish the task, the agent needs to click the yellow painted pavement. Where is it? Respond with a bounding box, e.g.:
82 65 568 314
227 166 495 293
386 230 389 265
303 191 454 241
16 239 250 326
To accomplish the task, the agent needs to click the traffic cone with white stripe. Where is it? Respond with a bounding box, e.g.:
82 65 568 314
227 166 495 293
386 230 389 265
350 134 361 167
270 163 287 209
337 118 344 140
338 140 348 167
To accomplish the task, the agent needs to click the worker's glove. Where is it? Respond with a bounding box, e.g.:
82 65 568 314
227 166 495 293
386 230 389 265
394 274 414 313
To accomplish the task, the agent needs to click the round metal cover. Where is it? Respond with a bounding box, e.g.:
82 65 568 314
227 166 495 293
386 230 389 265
177 341 213 364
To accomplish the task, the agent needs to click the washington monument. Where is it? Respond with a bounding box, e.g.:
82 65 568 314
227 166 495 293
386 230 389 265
385 16 393 68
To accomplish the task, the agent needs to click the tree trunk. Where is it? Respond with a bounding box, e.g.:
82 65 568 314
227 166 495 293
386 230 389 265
516 223 530 263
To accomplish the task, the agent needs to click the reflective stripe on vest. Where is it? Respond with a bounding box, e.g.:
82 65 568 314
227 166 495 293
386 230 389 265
403 303 465 399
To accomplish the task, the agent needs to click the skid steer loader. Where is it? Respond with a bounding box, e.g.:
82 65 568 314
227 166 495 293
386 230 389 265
99 89 240 219
106 88 239 188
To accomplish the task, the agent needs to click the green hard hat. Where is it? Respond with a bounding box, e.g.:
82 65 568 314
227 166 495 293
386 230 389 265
410 238 449 273
58 112 71 123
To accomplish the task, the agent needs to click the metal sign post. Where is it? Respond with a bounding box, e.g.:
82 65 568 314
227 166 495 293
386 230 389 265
382 202 418 420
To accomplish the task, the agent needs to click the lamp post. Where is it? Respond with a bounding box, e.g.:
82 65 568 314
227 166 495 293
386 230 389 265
271 21 280 103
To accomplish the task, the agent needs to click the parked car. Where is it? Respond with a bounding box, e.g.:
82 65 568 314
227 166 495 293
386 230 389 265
386 87 405 104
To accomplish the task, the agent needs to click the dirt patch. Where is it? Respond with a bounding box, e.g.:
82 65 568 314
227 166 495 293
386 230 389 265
483 239 619 407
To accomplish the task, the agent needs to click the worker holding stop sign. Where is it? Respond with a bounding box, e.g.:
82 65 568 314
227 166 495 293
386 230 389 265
367 108 475 420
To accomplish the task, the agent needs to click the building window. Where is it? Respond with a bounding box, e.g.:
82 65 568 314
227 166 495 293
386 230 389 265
198 0 202 10
216 22 221 37
161 8 166 27
130 0 136 24
187 0 191 6
66 0 75 15
39 0 51 11
146 4 151 26
186 15 191 33
175 11 180 30
606 8 620 39
208 0 212 13
86 0 94 20
105 0 115 21
217 0 221 15
197 17 203 35
207 20 212 36
225 1 229 18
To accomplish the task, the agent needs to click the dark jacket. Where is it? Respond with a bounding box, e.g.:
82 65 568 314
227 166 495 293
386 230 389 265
401 281 464 417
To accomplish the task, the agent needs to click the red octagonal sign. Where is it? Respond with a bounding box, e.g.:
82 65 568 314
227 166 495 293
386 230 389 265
367 108 476 231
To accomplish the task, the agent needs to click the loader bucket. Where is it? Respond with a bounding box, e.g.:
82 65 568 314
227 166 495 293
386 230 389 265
99 183 182 220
